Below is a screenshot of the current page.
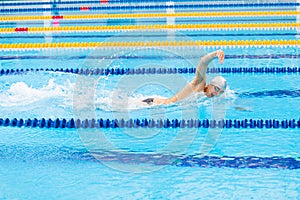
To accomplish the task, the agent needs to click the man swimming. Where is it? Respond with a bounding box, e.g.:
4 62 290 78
142 49 226 105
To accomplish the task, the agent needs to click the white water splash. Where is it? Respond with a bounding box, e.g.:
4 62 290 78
0 78 236 111
0 78 166 111
94 88 165 112
0 79 74 107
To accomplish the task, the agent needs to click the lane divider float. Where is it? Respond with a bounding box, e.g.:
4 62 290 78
1 40 299 50
23 0 295 6
1 3 300 14
2 22 299 34
1 11 300 21
0 0 294 7
1 67 299 77
0 0 110 6
0 118 299 129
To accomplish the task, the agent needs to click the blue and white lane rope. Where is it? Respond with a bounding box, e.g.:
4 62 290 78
1 118 299 129
1 67 300 76
0 0 291 7
1 3 299 13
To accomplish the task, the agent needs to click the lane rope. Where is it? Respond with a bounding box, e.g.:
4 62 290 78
1 40 299 50
1 3 300 13
1 54 300 60
1 0 286 6
1 118 299 129
1 11 300 21
2 22 299 34
1 67 299 76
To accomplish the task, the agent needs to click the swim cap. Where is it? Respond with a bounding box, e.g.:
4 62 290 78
210 76 227 91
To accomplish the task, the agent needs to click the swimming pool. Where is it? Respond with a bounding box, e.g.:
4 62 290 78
1 0 300 199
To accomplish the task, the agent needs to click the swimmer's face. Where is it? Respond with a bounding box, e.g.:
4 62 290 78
205 84 224 98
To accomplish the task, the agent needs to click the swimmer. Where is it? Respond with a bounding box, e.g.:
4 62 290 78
142 49 226 105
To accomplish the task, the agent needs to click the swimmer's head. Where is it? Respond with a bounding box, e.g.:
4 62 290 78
205 76 227 98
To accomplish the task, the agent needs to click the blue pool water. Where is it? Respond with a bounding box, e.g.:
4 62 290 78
1 1 300 199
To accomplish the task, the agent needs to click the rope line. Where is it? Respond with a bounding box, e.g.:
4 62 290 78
1 67 299 76
1 18 297 27
1 118 299 129
1 3 300 13
1 32 298 39
1 11 300 21
1 40 299 50
2 54 300 60
2 22 299 34
0 0 280 7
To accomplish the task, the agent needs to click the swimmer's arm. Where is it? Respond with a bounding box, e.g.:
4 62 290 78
195 50 224 82
153 50 224 105
153 96 178 105
153 82 194 105
152 50 224 105
144 83 193 105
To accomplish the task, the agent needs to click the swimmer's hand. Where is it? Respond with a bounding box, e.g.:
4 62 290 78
142 97 171 105
142 98 154 105
216 49 225 64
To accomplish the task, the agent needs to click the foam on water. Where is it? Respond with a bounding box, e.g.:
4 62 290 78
0 79 74 107
0 77 236 112
0 78 167 111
